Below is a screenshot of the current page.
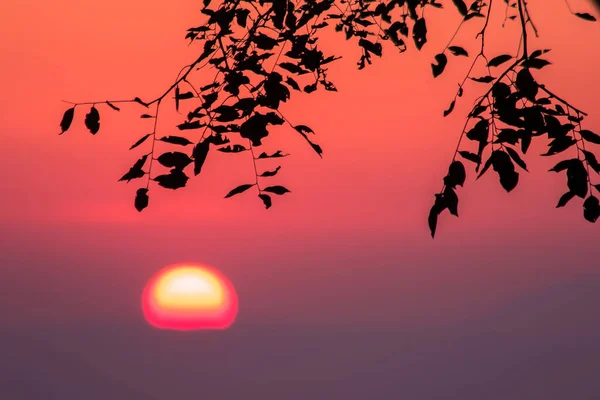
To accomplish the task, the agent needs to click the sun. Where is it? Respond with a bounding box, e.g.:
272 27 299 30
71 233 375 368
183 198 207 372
142 263 238 330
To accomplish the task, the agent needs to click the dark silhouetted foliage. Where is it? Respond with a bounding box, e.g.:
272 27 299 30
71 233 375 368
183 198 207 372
58 0 599 237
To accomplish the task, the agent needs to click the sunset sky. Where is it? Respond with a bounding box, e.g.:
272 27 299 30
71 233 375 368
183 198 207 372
1 0 600 398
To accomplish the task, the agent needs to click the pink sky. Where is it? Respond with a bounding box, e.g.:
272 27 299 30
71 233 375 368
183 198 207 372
1 0 600 330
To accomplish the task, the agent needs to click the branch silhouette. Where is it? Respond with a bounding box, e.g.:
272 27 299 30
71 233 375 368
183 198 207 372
57 0 600 237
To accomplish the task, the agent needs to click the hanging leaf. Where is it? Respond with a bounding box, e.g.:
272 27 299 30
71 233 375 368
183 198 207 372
487 54 513 68
452 0 468 16
85 106 100 134
294 125 322 157
158 136 193 146
257 150 289 159
505 147 528 171
59 107 75 134
470 75 496 83
130 134 151 150
263 185 290 195
153 169 189 189
574 13 597 22
225 184 255 198
106 101 120 111
583 196 600 223
458 151 481 164
448 46 468 57
260 166 281 177
556 191 575 208
192 140 210 175
134 188 149 212
258 193 272 209
140 114 155 119
579 129 600 144
431 53 447 78
443 100 455 117
157 152 192 169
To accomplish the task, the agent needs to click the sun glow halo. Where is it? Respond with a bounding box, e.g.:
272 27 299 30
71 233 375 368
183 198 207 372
142 264 238 330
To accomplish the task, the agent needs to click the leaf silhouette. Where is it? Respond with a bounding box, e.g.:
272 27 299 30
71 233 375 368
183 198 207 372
583 196 600 223
192 141 210 175
458 151 481 164
159 136 193 146
487 54 513 67
556 191 575 208
470 75 495 83
106 101 120 111
59 107 75 134
448 46 468 56
157 152 192 169
218 144 247 153
153 169 189 189
574 13 597 22
130 134 151 150
452 0 468 16
85 106 100 134
443 100 455 117
505 146 528 171
294 125 322 157
263 185 290 195
257 150 288 159
134 188 149 212
431 53 447 78
258 193 272 209
119 154 149 182
579 129 600 144
260 166 281 177
225 183 255 198
566 160 588 198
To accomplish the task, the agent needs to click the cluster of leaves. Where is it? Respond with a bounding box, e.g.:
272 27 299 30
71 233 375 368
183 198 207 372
427 0 599 237
58 0 599 237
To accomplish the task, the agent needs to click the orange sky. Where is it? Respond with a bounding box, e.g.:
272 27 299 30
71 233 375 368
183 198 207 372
1 0 600 330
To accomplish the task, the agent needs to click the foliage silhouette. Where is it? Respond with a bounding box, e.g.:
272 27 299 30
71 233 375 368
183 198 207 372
58 0 600 237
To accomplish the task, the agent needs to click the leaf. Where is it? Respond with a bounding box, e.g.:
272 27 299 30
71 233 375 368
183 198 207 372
446 161 466 187
260 166 281 177
567 160 589 198
130 134 151 150
428 194 447 238
159 136 193 146
263 185 290 195
257 150 288 159
285 76 301 91
522 58 551 69
579 129 600 144
140 114 154 119
515 68 538 101
119 154 148 182
224 183 255 198
153 168 189 190
452 0 468 16
458 151 481 164
59 107 75 134
84 106 100 134
444 187 459 216
178 121 206 130
294 125 323 157
549 158 579 173
192 140 210 175
134 188 149 212
431 53 447 78
470 75 495 83
217 144 247 153
448 46 468 57
583 196 600 223
157 152 192 170
574 12 597 22
556 191 575 208
505 147 528 171
443 100 455 117
487 54 513 68
106 101 120 111
258 193 272 209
